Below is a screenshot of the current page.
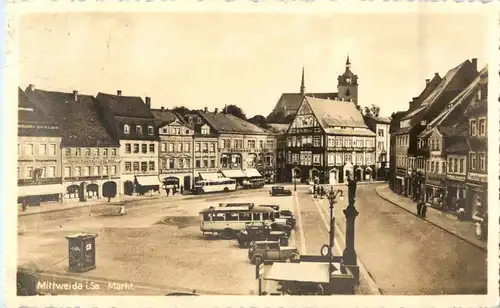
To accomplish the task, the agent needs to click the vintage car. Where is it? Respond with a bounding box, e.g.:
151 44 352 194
259 205 297 229
242 178 266 189
269 186 292 197
237 223 289 248
248 240 299 265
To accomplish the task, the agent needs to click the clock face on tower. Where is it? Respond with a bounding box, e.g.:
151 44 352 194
345 77 351 84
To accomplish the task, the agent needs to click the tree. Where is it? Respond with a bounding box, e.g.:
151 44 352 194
248 115 269 129
172 106 192 116
363 104 381 118
223 104 247 120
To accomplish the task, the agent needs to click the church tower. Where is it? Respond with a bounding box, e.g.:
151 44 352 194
337 56 359 105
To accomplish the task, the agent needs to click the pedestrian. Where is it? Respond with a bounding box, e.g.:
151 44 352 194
166 187 170 196
180 185 184 195
320 186 325 197
173 185 177 195
416 201 422 216
421 202 427 218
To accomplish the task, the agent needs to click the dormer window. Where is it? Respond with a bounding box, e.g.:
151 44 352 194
201 126 210 135
162 128 168 134
136 125 142 135
148 126 154 135
124 124 130 134
197 118 202 124
188 117 193 123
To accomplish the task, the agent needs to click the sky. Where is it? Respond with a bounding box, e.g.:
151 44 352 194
19 12 488 118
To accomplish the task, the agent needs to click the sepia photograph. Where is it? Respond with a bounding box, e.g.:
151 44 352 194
11 10 496 301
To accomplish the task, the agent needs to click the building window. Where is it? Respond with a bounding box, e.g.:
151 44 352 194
459 158 464 173
75 167 81 177
287 137 292 147
235 140 243 148
259 140 264 149
148 126 154 135
266 140 274 149
126 144 131 153
84 148 90 156
223 139 230 148
478 118 486 136
210 143 215 153
448 158 453 172
103 166 108 175
185 159 191 169
169 143 175 152
469 153 476 171
94 166 100 175
291 154 299 164
431 161 435 173
378 141 384 150
453 158 458 173
162 128 168 134
431 139 435 151
103 148 108 156
313 137 321 147
93 148 99 156
141 162 148 172
426 160 430 171
49 144 56 156
344 153 352 164
195 143 200 152
210 159 215 168
149 161 155 171
313 154 321 165
64 167 71 177
84 166 91 176
133 162 139 172
478 152 485 171
168 159 175 169
39 144 47 156
111 165 117 175
195 160 201 168
247 140 256 149
124 124 130 134
356 139 363 147
185 129 190 134
65 148 71 156
131 144 138 153
186 143 191 152
356 154 363 165
141 144 147 153
125 162 132 172
378 129 384 137
111 149 116 156
136 125 143 135
202 143 208 153
25 166 34 178
161 143 166 152
178 143 184 152
149 144 155 153
469 119 477 136
197 118 202 124
203 159 208 168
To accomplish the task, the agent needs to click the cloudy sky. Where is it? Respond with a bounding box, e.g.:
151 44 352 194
19 12 488 118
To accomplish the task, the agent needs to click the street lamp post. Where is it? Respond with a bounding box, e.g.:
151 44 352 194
343 175 359 284
325 187 343 277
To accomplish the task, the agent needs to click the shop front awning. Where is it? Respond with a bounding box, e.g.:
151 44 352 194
135 175 162 186
199 172 222 181
18 184 63 197
243 168 262 178
264 262 339 284
221 169 247 178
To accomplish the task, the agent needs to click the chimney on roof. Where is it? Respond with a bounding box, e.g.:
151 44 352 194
425 79 430 86
214 108 218 114
434 73 439 77
204 107 208 112
117 90 122 96
145 96 151 107
471 58 478 70
161 106 165 112
29 84 35 92
73 90 78 102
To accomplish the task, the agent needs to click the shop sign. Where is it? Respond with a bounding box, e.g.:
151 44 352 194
467 172 487 183
446 174 466 182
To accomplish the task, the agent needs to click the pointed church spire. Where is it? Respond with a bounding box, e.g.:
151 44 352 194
346 55 351 68
300 66 305 95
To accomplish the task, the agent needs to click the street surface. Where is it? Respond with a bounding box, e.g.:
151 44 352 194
17 184 487 295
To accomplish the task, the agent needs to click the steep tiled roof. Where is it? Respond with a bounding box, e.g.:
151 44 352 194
304 96 375 137
267 92 338 119
418 65 487 138
18 88 52 124
363 115 391 124
445 139 470 154
25 89 118 147
96 92 153 118
151 109 186 128
200 112 269 135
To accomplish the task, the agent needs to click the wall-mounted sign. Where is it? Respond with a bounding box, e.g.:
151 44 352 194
467 172 487 183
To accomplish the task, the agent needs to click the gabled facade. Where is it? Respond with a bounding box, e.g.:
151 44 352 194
18 87 63 205
364 115 391 180
152 108 195 190
26 86 121 203
95 91 160 196
285 96 375 184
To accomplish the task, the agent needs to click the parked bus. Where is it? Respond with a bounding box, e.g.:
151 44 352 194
193 178 237 194
199 204 276 238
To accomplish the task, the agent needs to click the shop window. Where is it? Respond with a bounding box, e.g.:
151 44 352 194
141 162 148 172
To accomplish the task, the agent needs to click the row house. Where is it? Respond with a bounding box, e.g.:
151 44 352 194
388 111 406 191
95 91 160 196
266 123 290 183
26 86 121 202
286 96 376 184
198 108 277 184
392 58 478 198
363 115 391 180
417 66 487 218
17 87 63 205
152 108 196 190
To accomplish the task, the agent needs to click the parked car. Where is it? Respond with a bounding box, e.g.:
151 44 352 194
275 210 296 229
269 186 292 196
248 240 299 264
237 223 289 248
